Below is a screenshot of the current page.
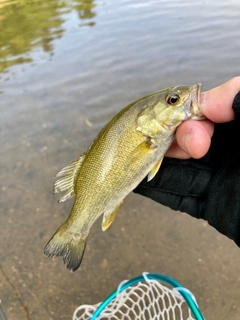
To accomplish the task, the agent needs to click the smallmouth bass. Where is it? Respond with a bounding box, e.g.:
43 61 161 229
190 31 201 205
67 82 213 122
44 84 204 271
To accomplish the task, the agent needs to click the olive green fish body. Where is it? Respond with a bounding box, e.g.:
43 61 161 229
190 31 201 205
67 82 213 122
44 84 204 271
70 101 171 226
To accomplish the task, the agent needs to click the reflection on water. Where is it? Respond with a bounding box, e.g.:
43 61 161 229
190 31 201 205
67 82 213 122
0 0 96 74
74 0 96 23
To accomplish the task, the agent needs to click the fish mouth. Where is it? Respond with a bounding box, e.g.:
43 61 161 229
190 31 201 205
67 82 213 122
189 83 205 119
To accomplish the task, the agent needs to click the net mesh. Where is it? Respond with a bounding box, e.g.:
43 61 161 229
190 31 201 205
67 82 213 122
73 273 197 320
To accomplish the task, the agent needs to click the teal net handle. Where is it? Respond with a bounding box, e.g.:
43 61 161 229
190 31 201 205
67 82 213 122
90 273 204 320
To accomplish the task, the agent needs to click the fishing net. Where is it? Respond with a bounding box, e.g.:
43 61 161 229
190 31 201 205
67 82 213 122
73 272 204 320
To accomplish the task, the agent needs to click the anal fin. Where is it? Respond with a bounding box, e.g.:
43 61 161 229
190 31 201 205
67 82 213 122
147 158 163 182
102 201 124 231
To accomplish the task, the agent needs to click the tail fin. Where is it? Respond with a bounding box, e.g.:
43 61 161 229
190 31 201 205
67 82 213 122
44 224 87 271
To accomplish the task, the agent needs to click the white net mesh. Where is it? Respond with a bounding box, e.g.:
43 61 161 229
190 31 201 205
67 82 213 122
73 273 198 320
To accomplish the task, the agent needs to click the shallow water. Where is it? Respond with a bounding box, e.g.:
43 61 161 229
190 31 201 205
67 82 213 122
1 0 240 319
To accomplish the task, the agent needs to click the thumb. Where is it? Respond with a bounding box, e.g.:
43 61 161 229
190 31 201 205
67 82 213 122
200 77 240 122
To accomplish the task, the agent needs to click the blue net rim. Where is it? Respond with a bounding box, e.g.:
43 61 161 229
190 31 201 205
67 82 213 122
90 272 204 320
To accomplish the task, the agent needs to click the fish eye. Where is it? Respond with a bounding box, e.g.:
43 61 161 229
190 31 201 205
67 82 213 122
166 94 180 106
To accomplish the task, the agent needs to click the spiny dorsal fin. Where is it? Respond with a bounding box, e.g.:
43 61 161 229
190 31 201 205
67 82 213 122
54 152 86 203
147 158 163 182
102 201 123 231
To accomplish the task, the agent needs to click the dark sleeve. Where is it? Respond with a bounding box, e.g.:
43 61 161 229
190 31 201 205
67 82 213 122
134 92 240 246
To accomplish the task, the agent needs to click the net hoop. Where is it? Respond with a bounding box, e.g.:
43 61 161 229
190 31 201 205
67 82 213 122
73 272 204 320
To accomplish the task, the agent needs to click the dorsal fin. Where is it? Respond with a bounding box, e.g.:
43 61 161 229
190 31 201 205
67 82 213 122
54 152 86 203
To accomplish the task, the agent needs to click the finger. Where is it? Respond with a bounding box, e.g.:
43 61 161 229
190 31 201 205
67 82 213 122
177 120 214 158
165 139 191 159
200 77 240 122
166 120 214 159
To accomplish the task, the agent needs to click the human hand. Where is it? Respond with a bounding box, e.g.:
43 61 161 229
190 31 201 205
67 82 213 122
166 77 239 159
134 77 240 246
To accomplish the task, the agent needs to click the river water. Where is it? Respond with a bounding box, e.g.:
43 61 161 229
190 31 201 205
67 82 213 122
1 0 240 319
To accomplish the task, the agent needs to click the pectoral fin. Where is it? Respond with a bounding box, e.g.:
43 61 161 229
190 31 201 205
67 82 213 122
147 158 163 182
102 201 124 231
54 152 87 202
124 138 158 171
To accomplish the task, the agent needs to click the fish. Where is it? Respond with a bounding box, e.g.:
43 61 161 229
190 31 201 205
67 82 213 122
44 83 205 271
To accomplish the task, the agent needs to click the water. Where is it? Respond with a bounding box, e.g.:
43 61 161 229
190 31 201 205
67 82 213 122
1 0 240 319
